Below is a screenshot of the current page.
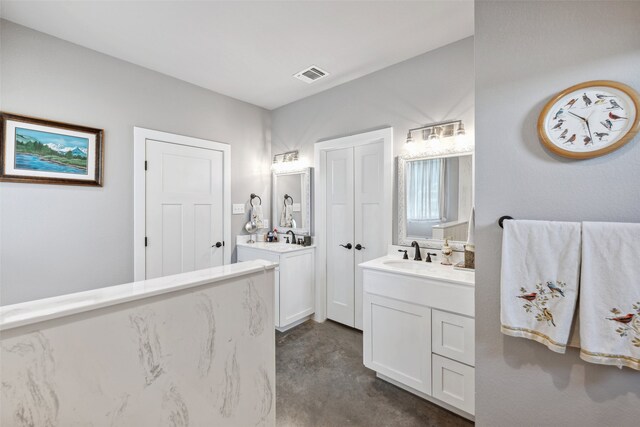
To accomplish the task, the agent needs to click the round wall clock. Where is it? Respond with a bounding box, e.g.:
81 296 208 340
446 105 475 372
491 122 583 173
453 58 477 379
538 80 640 159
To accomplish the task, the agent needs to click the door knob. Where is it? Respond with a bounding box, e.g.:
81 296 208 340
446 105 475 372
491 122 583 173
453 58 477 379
355 244 365 250
339 243 353 250
212 242 223 248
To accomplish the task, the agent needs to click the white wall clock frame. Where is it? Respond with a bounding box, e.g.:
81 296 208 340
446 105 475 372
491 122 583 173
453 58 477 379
133 127 231 281
314 127 393 327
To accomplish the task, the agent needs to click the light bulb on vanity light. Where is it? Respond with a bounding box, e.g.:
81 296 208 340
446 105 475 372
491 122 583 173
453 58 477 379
405 131 414 144
428 127 440 141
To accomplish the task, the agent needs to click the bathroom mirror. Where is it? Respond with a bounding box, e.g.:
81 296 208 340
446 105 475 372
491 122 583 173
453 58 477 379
398 151 473 250
272 167 312 235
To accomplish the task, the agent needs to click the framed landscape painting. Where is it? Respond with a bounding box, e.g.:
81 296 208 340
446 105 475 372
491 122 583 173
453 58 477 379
0 113 103 186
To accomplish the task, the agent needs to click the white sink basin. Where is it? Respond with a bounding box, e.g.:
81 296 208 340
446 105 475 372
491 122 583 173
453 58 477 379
360 255 474 286
382 260 438 272
238 241 314 253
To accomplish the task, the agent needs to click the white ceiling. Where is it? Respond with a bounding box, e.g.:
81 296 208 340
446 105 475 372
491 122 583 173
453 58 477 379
1 1 474 110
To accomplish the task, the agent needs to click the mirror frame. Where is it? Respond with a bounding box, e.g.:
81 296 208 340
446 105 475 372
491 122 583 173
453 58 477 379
272 167 312 236
397 146 473 251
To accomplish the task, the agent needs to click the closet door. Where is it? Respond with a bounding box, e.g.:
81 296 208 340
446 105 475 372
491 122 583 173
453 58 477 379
354 141 385 330
326 147 355 327
145 140 224 279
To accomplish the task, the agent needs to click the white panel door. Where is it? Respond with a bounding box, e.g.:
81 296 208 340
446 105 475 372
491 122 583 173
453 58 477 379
354 141 385 330
145 139 224 279
326 147 355 327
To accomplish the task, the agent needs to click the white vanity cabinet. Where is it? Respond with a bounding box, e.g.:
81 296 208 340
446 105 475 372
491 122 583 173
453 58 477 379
361 256 475 420
237 242 315 331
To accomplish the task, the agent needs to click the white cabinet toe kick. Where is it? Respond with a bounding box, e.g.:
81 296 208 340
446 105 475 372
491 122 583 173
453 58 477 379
361 260 475 420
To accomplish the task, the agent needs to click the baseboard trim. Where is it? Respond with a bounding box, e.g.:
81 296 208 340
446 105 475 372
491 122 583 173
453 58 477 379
276 315 313 332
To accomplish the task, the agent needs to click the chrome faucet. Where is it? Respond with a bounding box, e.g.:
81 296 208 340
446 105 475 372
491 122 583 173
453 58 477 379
286 230 296 244
410 241 422 261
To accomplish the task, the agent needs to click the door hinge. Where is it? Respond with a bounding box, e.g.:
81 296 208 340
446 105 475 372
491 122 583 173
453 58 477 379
144 161 148 171
145 237 148 247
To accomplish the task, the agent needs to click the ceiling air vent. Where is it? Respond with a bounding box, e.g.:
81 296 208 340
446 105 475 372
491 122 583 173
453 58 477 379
294 65 329 84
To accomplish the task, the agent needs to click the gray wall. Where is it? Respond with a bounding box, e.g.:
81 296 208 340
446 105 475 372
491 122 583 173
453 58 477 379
475 2 640 425
0 21 271 305
271 37 474 241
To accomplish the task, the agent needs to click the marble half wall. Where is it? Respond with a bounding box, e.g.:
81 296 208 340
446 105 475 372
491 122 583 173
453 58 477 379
1 270 275 426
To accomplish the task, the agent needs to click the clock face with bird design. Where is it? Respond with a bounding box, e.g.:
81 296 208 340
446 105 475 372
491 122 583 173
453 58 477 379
538 80 640 159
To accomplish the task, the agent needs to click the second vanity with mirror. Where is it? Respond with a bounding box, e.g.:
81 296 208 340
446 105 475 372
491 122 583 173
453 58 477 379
238 167 315 332
360 144 475 420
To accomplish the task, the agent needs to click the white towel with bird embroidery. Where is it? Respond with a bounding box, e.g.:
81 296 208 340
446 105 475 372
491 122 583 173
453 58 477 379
580 222 640 370
280 204 293 227
500 220 581 353
251 205 264 229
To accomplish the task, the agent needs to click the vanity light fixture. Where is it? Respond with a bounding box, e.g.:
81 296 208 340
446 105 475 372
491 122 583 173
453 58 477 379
405 120 465 143
273 150 299 164
272 150 303 172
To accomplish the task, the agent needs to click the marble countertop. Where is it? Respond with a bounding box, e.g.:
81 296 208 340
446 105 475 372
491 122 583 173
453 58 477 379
359 254 474 286
237 241 316 253
0 260 277 332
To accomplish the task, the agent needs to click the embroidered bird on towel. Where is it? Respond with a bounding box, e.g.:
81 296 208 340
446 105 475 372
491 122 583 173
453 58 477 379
547 281 565 297
543 308 556 327
607 313 635 324
517 292 537 301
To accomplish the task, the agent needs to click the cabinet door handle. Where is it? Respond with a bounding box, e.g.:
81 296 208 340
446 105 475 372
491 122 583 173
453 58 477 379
355 244 365 250
212 242 223 248
339 243 353 250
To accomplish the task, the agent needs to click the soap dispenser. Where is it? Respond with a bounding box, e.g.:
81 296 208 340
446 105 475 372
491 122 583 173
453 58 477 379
441 239 453 265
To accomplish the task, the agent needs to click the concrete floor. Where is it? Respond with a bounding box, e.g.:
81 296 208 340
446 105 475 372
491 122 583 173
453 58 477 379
276 320 473 427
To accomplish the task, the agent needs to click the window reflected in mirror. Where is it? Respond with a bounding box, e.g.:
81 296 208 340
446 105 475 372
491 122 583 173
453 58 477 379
400 154 472 244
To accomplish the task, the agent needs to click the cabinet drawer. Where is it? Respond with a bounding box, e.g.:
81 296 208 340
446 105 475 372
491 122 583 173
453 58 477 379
432 354 475 415
432 310 474 366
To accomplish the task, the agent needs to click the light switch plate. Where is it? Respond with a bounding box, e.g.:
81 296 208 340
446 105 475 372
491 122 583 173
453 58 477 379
262 219 269 229
292 203 301 212
232 204 245 214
